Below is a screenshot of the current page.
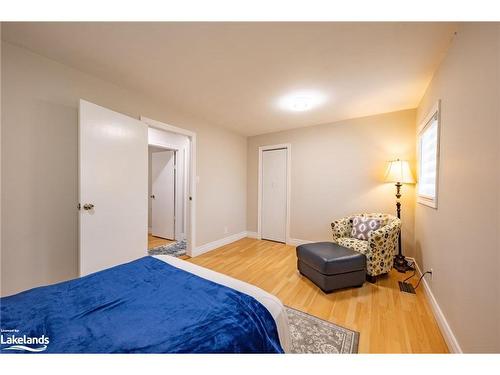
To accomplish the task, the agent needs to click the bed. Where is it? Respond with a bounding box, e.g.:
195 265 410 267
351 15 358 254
0 255 290 353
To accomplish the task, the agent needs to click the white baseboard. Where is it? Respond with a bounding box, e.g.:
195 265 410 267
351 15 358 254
192 231 248 257
287 238 314 246
246 231 260 239
245 234 313 246
192 232 314 255
406 257 463 353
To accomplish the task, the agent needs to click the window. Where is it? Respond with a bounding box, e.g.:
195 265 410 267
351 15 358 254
417 102 440 208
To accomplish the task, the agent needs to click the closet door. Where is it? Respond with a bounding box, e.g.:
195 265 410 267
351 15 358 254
261 148 287 243
79 100 148 276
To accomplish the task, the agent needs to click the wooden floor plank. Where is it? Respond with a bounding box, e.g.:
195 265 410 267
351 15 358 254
187 237 448 353
148 234 175 249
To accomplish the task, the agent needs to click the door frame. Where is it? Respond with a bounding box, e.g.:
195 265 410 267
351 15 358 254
257 143 291 244
149 145 178 241
141 116 196 257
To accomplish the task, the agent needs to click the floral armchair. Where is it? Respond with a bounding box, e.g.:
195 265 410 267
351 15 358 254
331 213 401 278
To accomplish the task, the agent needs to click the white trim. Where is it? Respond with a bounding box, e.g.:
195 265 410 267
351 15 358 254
193 231 248 257
417 100 441 209
406 257 463 353
257 143 292 244
141 116 197 257
246 233 313 247
246 231 260 239
287 238 314 246
142 117 196 138
417 100 440 134
148 141 181 152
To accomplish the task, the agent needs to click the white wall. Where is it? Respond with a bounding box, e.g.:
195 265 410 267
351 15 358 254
1 42 247 296
415 23 500 352
247 109 417 253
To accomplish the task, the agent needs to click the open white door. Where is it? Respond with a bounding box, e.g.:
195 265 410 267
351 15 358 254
261 148 287 243
79 100 148 276
151 150 175 240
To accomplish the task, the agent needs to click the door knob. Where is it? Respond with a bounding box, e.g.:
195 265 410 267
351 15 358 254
83 203 95 210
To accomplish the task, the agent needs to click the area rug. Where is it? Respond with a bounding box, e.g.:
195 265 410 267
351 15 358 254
286 306 359 354
148 239 187 257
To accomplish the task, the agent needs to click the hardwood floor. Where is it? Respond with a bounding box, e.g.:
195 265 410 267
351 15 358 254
188 237 449 353
148 233 175 249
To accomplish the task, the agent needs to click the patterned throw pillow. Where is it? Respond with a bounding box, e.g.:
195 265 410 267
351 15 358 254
351 216 382 240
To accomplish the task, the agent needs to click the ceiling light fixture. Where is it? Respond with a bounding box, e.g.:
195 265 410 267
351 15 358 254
278 90 326 112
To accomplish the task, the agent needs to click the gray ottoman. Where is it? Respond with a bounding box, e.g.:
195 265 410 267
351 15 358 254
296 242 366 293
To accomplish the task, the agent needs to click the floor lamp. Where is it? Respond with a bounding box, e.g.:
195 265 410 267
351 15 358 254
385 159 415 273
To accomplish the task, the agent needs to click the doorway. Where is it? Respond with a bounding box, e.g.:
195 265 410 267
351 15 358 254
145 121 193 257
78 100 197 277
149 145 176 247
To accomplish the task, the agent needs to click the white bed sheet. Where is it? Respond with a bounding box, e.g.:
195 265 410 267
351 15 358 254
153 255 291 353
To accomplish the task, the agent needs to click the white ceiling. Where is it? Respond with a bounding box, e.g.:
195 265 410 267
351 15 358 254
2 22 457 136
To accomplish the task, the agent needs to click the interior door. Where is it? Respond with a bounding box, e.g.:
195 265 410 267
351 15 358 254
151 150 175 240
261 148 287 243
79 99 148 276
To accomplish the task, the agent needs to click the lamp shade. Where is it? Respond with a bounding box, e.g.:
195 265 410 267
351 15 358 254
384 159 415 184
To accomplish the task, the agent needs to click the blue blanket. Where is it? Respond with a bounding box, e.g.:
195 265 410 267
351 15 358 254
0 257 283 353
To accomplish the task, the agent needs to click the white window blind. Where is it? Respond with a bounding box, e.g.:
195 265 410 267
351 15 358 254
418 110 439 208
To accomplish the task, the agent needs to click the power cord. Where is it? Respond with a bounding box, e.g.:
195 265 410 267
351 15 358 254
403 268 416 283
414 271 432 290
402 268 432 290
398 259 432 294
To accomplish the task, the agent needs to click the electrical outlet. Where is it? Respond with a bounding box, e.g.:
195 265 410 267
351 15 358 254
224 226 228 234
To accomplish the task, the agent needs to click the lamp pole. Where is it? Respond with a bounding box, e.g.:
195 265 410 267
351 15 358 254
393 181 412 273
